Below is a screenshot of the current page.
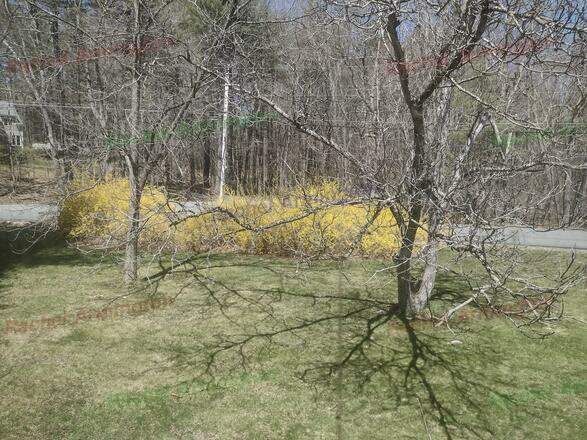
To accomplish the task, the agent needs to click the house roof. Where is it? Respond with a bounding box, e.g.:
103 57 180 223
0 101 23 123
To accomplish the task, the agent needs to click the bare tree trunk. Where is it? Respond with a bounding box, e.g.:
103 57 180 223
188 148 197 195
203 138 211 190
578 171 587 226
394 213 422 317
7 143 18 189
164 156 171 188
262 131 268 193
217 68 230 200
411 239 439 313
410 84 452 313
51 0 72 185
123 0 144 284
123 175 143 284
563 169 586 226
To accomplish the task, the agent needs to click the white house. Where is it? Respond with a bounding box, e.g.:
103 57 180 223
0 101 25 148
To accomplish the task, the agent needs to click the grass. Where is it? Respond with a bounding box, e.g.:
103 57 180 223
0 230 585 439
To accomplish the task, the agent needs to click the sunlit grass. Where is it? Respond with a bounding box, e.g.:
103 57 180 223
0 234 585 439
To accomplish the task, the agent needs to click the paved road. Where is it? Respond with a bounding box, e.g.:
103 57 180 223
0 204 59 223
453 226 587 250
0 202 206 224
502 227 587 250
0 203 585 250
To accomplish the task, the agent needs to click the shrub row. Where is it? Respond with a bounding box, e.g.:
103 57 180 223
59 178 425 257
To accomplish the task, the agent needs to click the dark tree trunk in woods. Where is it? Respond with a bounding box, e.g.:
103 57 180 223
203 138 211 190
165 156 171 188
188 148 197 195
262 131 268 193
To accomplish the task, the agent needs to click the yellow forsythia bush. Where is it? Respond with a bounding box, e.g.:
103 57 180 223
174 181 426 257
60 178 425 256
59 177 169 244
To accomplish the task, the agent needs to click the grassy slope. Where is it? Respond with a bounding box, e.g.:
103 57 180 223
0 236 585 439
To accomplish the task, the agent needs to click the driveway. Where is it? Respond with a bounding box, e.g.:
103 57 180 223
453 225 587 251
0 204 59 223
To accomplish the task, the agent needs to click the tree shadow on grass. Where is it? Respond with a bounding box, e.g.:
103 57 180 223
432 272 472 303
142 258 553 439
0 224 114 272
294 317 519 439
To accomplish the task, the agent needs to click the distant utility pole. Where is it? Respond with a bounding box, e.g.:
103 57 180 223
217 68 230 201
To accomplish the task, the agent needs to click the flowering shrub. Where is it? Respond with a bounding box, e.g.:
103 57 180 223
174 181 425 257
60 178 425 257
59 177 168 244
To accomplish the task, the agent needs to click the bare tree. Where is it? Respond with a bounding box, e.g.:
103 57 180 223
195 0 586 317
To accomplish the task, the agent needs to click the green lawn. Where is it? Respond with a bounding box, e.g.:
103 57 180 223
0 232 585 439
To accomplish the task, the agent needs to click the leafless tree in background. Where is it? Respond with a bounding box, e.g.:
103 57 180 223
189 0 585 316
0 0 584 339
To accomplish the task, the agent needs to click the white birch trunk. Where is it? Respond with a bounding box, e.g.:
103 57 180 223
218 68 230 201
